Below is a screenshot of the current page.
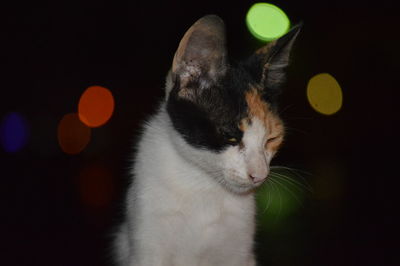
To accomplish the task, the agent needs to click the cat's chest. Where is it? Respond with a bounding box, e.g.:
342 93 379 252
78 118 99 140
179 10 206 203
168 185 255 236
162 188 254 254
180 190 231 226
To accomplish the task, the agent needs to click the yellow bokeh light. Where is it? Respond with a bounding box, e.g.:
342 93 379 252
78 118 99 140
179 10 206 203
307 73 343 115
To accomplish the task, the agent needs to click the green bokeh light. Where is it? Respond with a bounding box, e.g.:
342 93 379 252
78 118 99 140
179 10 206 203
256 168 309 230
246 2 290 42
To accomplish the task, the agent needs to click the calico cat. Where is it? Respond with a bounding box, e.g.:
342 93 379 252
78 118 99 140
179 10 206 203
113 15 300 266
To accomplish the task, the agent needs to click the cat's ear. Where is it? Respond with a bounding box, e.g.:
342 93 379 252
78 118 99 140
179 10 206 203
247 23 302 96
169 15 227 97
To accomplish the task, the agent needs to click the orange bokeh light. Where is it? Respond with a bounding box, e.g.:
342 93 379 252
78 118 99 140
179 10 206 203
57 113 91 154
78 85 115 128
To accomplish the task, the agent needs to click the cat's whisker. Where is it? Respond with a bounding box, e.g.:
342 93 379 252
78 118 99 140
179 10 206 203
269 172 312 193
268 179 282 220
269 175 304 208
266 183 272 214
270 166 313 192
286 116 315 121
278 104 294 116
275 180 283 220
271 165 312 176
260 181 273 214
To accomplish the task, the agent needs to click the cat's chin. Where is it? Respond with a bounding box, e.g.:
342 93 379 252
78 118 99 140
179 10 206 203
222 177 262 194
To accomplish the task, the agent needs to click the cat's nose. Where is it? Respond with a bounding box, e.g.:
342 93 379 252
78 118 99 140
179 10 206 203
248 160 269 183
249 174 268 184
246 151 269 184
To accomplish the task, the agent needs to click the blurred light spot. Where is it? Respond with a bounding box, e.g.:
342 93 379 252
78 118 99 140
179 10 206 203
78 85 115 128
79 164 115 208
307 73 343 115
256 168 308 230
57 113 91 154
0 112 29 153
246 2 290 41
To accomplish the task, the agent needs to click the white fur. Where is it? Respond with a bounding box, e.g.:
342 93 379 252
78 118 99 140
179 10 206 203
113 102 275 266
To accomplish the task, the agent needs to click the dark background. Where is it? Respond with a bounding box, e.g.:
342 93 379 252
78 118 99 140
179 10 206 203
1 1 398 265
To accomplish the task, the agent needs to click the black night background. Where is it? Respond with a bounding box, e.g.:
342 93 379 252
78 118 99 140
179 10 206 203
1 1 398 265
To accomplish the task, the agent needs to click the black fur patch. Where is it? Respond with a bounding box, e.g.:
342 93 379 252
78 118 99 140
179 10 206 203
167 64 259 152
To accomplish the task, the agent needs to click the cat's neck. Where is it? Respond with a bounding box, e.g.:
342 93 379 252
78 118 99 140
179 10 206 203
134 105 220 193
133 105 251 198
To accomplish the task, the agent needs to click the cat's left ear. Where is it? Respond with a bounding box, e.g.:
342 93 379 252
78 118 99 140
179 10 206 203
247 23 302 95
167 15 227 97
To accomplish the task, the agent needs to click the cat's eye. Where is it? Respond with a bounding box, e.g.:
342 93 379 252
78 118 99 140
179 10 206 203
221 131 239 144
228 137 238 143
267 136 278 143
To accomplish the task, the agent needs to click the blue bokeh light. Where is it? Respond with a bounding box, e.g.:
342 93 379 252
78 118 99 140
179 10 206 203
0 112 29 153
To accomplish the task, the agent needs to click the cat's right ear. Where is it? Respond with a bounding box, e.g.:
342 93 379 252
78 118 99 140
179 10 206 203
245 24 302 99
166 15 227 98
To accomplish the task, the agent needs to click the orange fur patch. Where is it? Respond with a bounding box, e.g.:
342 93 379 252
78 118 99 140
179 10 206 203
244 88 285 152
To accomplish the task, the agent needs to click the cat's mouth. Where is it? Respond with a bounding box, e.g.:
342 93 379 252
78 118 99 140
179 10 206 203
223 174 264 193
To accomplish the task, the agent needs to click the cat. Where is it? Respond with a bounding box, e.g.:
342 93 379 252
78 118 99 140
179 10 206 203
113 15 300 266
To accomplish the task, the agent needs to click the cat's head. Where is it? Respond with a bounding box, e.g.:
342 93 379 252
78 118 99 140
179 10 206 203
166 15 300 194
